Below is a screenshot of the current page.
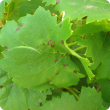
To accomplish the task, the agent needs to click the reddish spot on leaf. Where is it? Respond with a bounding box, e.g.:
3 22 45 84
57 51 59 54
15 27 21 31
5 46 8 51
14 58 17 60
61 55 64 58
51 45 55 48
48 40 55 45
64 64 68 67
54 60 58 63
73 70 77 74
43 43 45 46
60 40 64 46
59 24 62 28
21 23 24 27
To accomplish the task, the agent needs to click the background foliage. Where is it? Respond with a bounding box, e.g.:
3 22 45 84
0 0 110 110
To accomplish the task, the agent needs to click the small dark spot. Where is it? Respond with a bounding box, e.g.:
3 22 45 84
61 55 64 58
21 23 24 27
73 70 77 74
43 43 45 46
56 0 60 4
64 64 68 67
55 72 59 75
51 30 52 31
81 36 82 38
5 46 8 51
51 45 55 48
54 60 58 63
57 51 59 54
49 80 52 82
59 24 62 28
14 58 17 60
91 33 93 37
108 79 110 81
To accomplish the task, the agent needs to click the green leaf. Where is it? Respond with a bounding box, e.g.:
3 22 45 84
55 0 110 22
41 87 103 110
98 79 110 103
5 0 12 3
0 68 51 110
43 0 56 5
0 7 84 89
0 1 5 20
72 19 110 70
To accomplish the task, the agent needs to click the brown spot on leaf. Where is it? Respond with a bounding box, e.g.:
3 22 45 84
43 43 45 46
81 36 82 38
0 85 4 89
56 0 60 4
60 40 64 46
51 45 55 48
54 60 58 63
61 55 64 58
59 24 62 28
73 70 77 74
15 27 21 31
57 51 59 54
14 58 17 60
21 23 24 27
5 46 8 51
64 64 68 67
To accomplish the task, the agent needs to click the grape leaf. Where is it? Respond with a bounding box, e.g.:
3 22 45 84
6 0 59 21
0 7 84 89
0 68 51 110
41 87 103 110
72 19 110 70
97 79 110 103
43 0 56 5
55 0 110 22
98 107 109 110
0 1 5 20
5 0 12 3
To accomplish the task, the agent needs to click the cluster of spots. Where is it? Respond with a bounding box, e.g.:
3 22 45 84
5 46 8 51
48 40 55 48
15 23 24 31
73 70 77 74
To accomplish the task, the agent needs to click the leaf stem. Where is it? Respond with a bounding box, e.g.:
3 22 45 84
65 87 80 101
71 88 81 93
67 42 77 47
74 46 87 52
